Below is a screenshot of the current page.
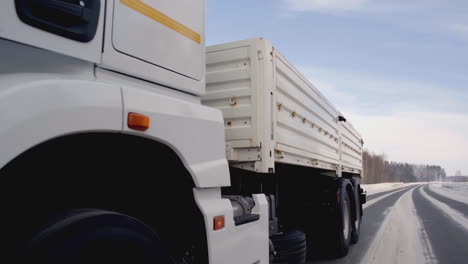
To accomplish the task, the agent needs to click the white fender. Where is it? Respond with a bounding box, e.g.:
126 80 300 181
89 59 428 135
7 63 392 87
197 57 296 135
122 85 231 188
0 79 122 169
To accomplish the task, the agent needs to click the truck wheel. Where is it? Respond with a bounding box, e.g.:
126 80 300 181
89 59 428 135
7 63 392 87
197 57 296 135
23 209 170 264
271 230 307 264
334 191 352 257
351 213 361 244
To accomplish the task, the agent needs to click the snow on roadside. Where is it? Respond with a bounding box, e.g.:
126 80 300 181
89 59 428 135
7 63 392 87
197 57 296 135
420 186 468 230
361 188 437 264
429 182 468 205
362 182 418 196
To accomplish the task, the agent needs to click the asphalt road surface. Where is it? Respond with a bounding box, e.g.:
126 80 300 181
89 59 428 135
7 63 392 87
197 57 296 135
307 183 468 264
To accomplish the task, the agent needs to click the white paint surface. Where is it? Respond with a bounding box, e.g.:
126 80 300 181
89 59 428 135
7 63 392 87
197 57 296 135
113 0 205 81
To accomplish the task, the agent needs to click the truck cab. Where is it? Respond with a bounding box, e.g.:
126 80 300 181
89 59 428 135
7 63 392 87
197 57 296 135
0 1 269 263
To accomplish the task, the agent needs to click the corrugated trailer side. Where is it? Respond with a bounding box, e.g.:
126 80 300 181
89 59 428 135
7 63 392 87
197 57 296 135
203 38 363 176
203 39 276 173
274 50 342 172
341 121 364 173
273 49 363 175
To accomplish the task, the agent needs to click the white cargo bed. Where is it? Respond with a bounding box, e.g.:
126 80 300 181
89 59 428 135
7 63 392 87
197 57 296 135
202 39 363 176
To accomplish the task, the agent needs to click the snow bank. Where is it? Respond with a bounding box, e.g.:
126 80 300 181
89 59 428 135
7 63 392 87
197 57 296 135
429 182 468 205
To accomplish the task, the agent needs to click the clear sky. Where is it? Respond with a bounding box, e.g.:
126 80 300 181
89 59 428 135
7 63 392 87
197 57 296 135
206 0 468 176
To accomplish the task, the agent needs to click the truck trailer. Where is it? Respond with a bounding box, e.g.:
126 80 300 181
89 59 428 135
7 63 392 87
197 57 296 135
202 39 366 262
0 1 365 264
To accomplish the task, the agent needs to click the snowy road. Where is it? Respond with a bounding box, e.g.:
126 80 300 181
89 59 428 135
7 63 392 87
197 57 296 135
307 183 468 264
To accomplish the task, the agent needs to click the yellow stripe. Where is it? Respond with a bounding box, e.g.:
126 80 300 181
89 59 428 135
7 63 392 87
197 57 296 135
120 0 201 44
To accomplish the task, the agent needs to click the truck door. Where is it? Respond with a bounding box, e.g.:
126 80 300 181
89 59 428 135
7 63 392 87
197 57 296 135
0 0 104 63
111 0 205 81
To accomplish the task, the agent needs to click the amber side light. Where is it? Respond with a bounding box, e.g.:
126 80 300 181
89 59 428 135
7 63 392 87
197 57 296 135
213 215 225 230
128 112 150 131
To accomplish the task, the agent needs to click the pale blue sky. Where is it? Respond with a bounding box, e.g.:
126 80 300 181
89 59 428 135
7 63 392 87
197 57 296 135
206 0 468 176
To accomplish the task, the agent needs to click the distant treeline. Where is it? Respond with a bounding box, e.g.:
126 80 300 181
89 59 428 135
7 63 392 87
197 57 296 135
362 150 447 184
447 176 468 182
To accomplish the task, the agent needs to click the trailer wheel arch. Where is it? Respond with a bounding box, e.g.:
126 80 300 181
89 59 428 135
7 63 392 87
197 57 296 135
0 132 208 263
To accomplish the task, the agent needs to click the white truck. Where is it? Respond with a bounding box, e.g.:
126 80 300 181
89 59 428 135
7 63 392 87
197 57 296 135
0 1 365 264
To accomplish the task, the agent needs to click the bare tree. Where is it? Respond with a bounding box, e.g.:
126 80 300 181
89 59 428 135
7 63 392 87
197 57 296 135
361 150 446 184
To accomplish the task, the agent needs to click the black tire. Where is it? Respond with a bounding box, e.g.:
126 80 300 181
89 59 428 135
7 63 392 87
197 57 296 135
271 230 307 264
350 210 361 244
333 190 352 258
23 209 170 264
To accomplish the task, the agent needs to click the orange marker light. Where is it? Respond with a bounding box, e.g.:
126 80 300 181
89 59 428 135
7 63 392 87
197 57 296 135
213 215 225 230
128 112 150 131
